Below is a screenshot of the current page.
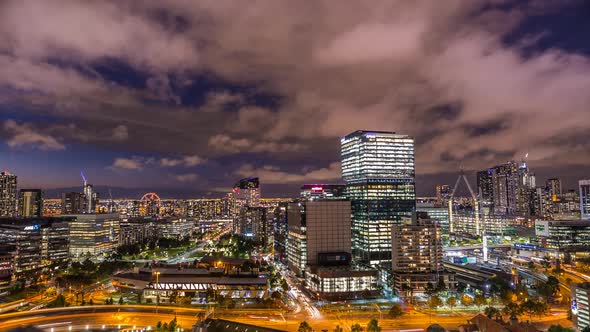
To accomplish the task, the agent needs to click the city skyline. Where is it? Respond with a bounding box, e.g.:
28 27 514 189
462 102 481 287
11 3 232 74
1 1 589 197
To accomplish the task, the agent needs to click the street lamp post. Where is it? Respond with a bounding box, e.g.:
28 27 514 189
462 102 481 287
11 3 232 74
154 271 161 314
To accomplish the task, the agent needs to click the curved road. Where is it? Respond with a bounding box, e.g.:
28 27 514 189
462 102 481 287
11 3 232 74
0 304 571 332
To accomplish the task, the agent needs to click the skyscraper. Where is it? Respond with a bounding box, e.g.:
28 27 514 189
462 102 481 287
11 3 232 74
61 192 84 214
82 178 98 213
435 184 450 207
18 189 43 217
233 177 261 208
0 171 17 217
580 180 590 220
341 130 416 266
491 161 518 215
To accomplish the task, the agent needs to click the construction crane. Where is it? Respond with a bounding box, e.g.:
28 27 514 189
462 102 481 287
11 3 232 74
448 169 488 261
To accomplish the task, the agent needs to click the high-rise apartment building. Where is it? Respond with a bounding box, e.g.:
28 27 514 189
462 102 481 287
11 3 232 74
546 178 562 198
491 161 519 215
83 181 98 213
580 180 590 220
477 170 494 203
391 212 455 296
341 130 415 266
0 171 17 217
435 185 451 207
61 192 84 214
233 177 260 208
18 189 43 217
234 206 268 244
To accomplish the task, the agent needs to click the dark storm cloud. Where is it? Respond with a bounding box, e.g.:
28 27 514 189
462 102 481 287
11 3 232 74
0 0 589 193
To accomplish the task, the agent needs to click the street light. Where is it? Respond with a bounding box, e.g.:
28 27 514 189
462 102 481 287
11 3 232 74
153 271 161 314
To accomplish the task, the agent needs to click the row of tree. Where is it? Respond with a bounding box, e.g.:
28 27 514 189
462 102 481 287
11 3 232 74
298 319 381 332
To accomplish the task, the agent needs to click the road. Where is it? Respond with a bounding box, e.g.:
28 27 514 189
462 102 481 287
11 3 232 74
0 305 571 332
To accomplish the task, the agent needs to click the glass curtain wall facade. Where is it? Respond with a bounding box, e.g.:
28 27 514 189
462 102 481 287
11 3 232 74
341 130 416 266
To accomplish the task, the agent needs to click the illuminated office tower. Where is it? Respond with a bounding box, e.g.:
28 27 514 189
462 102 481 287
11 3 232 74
581 180 590 220
18 189 43 217
341 130 415 266
0 171 17 217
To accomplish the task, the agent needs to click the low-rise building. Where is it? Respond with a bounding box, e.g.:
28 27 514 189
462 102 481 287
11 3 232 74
305 265 378 300
535 220 590 249
63 213 120 259
112 266 268 304
158 217 195 239
119 218 159 247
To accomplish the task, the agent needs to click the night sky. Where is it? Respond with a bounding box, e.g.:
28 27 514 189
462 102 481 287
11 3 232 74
1 1 589 198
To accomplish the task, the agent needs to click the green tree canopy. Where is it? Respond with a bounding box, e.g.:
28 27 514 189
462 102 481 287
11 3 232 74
367 319 381 332
298 321 314 332
388 303 404 318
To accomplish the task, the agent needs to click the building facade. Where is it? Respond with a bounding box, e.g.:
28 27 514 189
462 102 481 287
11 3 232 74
18 189 43 217
0 171 17 217
0 218 71 276
64 213 120 259
572 283 590 331
580 180 590 221
287 200 351 274
391 213 455 297
534 220 590 249
300 184 346 201
61 192 84 214
341 130 416 266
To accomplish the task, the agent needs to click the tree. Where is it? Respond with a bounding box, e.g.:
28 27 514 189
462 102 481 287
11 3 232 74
527 261 536 271
428 296 444 310
367 319 382 332
474 294 487 309
351 324 363 332
447 297 457 311
548 325 574 332
520 300 548 321
541 256 552 271
298 321 314 332
53 294 67 307
436 276 447 294
503 302 522 320
425 282 438 298
281 278 290 292
547 276 560 293
118 296 124 305
460 294 473 307
484 306 501 320
388 303 404 318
